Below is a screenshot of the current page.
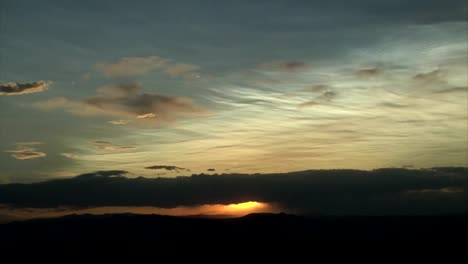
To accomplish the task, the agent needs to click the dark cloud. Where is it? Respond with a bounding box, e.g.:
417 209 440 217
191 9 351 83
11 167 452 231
355 68 381 78
380 102 410 108
298 91 336 108
207 168 216 172
33 83 206 124
259 61 309 72
302 85 329 93
0 81 48 96
0 168 466 215
414 69 441 81
280 62 307 71
145 165 188 172
317 91 336 101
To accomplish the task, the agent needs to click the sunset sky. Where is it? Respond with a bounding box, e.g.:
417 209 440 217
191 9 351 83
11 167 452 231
1 0 467 184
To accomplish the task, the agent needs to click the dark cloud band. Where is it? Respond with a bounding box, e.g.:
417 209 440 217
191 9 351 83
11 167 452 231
0 168 466 215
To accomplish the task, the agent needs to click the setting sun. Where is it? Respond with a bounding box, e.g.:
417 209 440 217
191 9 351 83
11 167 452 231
226 201 264 210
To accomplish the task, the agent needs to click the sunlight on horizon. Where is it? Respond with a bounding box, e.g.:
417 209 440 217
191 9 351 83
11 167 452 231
0 201 281 223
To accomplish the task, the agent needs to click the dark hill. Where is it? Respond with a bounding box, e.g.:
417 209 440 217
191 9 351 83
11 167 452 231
1 213 467 241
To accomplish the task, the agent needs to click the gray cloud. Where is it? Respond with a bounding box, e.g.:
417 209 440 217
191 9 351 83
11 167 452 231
299 90 336 108
380 102 411 108
259 61 310 72
207 168 216 172
355 68 381 78
0 168 466 215
33 83 206 124
302 85 329 93
279 62 307 71
0 81 48 96
145 165 189 172
414 69 441 81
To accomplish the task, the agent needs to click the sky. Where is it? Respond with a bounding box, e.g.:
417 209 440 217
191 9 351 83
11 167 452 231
0 0 467 184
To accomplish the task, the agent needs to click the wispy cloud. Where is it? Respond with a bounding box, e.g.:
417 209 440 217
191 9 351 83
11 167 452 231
5 143 46 160
95 56 167 77
0 81 48 96
61 153 80 159
108 120 129 125
136 113 156 119
95 56 201 79
164 64 199 77
94 141 137 152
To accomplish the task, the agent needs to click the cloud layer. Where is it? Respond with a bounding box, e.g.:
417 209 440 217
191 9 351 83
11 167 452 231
0 81 48 96
0 168 466 215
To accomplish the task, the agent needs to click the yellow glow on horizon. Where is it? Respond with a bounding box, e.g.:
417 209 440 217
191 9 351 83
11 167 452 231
226 201 264 210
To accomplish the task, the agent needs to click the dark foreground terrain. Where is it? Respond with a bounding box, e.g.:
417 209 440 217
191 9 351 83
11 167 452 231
1 213 467 241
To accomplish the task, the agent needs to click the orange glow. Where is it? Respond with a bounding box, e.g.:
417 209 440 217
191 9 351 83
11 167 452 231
0 201 281 223
226 201 263 210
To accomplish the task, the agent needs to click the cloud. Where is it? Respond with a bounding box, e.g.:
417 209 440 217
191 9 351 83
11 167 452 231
0 81 48 96
279 62 307 71
94 141 137 152
5 143 46 160
136 113 156 119
380 102 410 108
355 68 381 78
61 153 79 159
298 101 320 108
33 83 206 124
259 61 309 72
207 168 216 172
434 87 468 94
414 69 441 81
298 91 336 108
164 64 199 77
317 91 336 101
0 168 466 215
95 56 167 77
145 165 189 172
302 85 329 93
108 120 129 125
